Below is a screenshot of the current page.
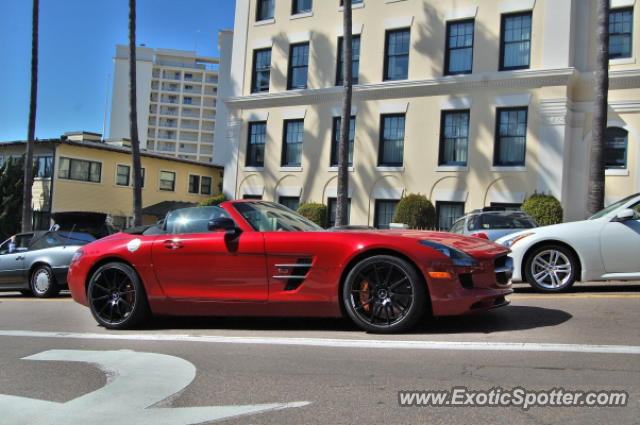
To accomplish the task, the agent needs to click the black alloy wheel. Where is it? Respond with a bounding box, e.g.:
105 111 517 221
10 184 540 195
87 262 150 329
343 255 427 333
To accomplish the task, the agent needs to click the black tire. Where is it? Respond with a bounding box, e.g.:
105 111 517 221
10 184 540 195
342 255 427 333
524 244 577 292
87 262 150 329
30 265 60 298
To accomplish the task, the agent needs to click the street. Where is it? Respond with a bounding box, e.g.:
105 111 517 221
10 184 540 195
0 282 638 425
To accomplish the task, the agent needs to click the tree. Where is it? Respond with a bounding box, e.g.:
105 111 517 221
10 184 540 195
1 158 26 240
129 0 143 226
21 0 39 232
392 194 436 229
587 0 610 216
335 0 353 226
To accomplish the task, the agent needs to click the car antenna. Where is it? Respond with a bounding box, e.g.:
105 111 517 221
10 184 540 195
64 224 77 249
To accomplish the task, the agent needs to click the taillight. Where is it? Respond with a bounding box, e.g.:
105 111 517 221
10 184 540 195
471 232 489 239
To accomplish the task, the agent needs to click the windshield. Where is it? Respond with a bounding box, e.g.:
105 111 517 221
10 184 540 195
468 213 537 231
589 193 640 220
234 202 324 232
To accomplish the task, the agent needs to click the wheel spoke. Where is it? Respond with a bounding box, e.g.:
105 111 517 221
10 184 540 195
385 304 391 325
533 270 547 280
389 276 408 290
383 264 394 286
534 258 549 269
92 294 110 301
354 298 374 310
372 263 381 286
93 282 110 293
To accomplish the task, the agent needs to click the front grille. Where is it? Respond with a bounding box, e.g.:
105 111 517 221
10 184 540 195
494 255 513 285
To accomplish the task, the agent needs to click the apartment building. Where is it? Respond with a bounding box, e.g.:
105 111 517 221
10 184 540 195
213 0 639 229
0 134 224 230
109 46 219 163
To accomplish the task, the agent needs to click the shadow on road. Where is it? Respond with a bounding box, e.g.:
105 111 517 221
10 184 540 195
145 305 571 335
513 282 640 294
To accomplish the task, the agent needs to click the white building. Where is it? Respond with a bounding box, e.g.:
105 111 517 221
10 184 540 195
109 45 219 163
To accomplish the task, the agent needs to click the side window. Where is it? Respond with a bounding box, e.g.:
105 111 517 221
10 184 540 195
631 202 640 219
14 234 32 252
0 240 9 255
449 219 465 234
165 207 231 235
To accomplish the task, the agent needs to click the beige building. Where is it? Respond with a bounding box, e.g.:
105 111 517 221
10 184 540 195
213 0 640 229
0 133 224 230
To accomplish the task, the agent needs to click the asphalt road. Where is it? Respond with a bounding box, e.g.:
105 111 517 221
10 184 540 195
0 282 638 425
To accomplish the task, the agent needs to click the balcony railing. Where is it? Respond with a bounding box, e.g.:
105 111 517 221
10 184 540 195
180 133 199 142
201 136 214 143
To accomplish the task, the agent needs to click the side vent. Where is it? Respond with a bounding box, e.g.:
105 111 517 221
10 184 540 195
273 258 313 291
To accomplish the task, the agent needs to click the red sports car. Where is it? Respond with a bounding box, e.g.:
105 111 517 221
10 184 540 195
68 201 513 333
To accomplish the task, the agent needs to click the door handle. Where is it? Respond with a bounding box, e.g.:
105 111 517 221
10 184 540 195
15 256 24 261
163 239 184 250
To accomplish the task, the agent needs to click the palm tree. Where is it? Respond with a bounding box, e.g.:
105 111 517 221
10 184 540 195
587 0 610 216
336 0 353 227
129 0 143 226
21 0 39 232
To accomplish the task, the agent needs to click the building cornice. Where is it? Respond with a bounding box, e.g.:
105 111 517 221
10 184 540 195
225 68 578 109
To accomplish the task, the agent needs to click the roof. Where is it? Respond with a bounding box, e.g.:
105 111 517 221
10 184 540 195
142 201 198 217
0 139 224 170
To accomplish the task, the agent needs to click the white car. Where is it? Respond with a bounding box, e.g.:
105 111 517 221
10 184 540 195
496 193 640 292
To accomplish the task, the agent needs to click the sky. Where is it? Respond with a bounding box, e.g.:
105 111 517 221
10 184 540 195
0 0 236 141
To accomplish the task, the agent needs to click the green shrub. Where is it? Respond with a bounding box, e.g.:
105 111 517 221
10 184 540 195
521 193 563 226
392 193 436 229
297 202 327 227
200 193 227 207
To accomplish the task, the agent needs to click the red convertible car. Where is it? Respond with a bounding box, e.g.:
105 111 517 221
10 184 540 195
68 201 513 333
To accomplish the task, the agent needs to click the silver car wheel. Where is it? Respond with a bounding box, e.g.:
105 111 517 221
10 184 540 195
530 249 573 289
33 269 52 294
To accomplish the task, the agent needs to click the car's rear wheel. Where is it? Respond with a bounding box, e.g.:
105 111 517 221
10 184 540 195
342 255 427 333
524 244 577 292
87 262 150 329
30 265 60 298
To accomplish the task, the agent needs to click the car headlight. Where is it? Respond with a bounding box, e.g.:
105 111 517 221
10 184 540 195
419 240 478 267
499 233 534 249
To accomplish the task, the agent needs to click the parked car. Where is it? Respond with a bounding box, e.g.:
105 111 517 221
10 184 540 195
496 193 640 292
0 231 95 297
449 207 538 240
67 201 513 333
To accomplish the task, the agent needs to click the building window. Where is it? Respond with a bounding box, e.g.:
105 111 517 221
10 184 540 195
279 196 300 211
609 8 633 59
160 170 176 191
330 116 355 166
256 0 274 21
287 43 309 90
251 48 271 93
340 0 363 5
336 35 360 85
445 19 474 75
243 194 262 200
188 175 200 194
436 201 465 231
116 164 130 186
379 114 405 166
374 199 399 229
439 110 470 166
494 107 528 166
201 176 212 195
246 122 267 167
500 12 532 71
282 119 304 167
183 97 192 105
327 197 351 227
292 0 312 14
34 156 53 178
384 28 410 81
58 157 101 183
604 127 628 169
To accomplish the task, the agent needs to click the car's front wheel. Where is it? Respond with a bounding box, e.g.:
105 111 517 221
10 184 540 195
342 255 427 333
30 265 60 298
524 244 577 292
87 262 150 329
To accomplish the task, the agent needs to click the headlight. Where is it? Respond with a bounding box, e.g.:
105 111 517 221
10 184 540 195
419 240 478 267
499 233 534 249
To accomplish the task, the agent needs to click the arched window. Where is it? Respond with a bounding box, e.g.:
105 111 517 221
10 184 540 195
604 127 628 169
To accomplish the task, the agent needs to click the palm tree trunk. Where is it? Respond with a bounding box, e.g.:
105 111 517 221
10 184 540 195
587 0 609 216
21 0 38 232
129 0 143 226
336 0 353 227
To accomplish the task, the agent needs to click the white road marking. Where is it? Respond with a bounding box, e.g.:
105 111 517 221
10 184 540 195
0 329 639 355
0 349 310 425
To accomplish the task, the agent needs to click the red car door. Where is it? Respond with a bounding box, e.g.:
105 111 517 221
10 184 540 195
151 210 267 301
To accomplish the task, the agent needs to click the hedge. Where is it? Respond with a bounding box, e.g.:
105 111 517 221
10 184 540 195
392 193 436 229
297 202 327 227
521 193 563 226
199 194 228 207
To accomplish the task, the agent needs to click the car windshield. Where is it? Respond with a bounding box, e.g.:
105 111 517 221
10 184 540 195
165 206 230 234
468 213 537 231
57 232 96 244
588 193 640 220
234 202 324 232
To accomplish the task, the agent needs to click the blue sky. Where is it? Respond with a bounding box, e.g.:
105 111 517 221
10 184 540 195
0 0 235 141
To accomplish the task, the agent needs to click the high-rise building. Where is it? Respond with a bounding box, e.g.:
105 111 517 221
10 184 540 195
214 0 639 228
109 45 219 163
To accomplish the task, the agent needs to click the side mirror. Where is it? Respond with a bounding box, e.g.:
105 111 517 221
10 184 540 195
612 208 636 223
208 217 241 238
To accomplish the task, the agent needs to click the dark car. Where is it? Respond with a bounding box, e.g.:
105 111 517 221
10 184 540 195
449 207 538 241
0 231 95 297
